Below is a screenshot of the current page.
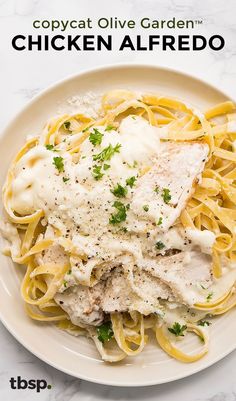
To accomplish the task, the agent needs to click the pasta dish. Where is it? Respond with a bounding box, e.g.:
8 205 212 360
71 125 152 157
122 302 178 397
1 90 236 363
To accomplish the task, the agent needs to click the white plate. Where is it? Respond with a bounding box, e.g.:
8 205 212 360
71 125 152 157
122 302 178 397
0 64 235 387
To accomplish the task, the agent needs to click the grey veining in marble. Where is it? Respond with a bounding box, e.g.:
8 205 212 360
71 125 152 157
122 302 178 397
0 0 236 400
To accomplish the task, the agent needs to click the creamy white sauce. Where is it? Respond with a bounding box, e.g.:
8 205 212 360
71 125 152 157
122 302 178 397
6 117 165 270
0 221 21 258
5 116 213 271
153 226 215 256
185 228 215 254
4 113 234 322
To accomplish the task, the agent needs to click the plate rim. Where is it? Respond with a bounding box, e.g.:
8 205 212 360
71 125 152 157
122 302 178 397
0 62 234 137
0 63 235 387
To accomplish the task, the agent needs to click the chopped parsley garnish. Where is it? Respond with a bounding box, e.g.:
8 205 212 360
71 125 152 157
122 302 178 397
105 125 116 131
109 201 128 225
157 217 163 226
97 321 114 343
198 320 211 327
200 284 207 290
45 144 55 151
93 143 121 162
143 205 149 212
103 163 110 170
111 183 128 198
155 241 165 250
67 269 72 275
206 292 213 302
63 121 71 130
63 280 67 288
89 128 103 146
154 186 159 194
92 165 104 181
126 176 137 188
63 177 70 183
53 156 64 173
168 322 187 337
162 188 171 204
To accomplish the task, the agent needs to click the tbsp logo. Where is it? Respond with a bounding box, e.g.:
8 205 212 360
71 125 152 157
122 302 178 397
9 376 52 392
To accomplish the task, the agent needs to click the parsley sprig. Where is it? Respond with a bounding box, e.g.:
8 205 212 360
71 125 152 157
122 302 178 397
111 183 128 198
162 188 171 204
126 176 136 188
206 292 213 302
45 144 57 151
92 165 104 181
53 156 64 173
110 175 137 199
97 321 114 343
93 143 121 162
168 322 187 337
89 128 104 146
91 143 121 181
109 201 128 225
155 241 165 250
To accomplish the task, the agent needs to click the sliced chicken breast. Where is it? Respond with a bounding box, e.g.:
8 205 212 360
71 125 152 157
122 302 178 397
142 251 212 305
130 142 209 231
54 249 212 325
102 268 174 315
55 267 175 325
54 281 105 327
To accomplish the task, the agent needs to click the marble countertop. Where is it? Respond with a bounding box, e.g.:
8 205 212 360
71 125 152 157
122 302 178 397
0 0 236 400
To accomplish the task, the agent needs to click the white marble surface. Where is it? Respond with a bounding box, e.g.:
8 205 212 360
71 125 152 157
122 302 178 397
0 0 236 400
